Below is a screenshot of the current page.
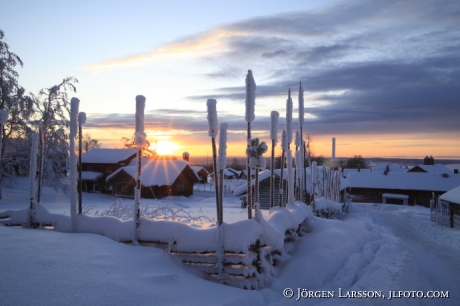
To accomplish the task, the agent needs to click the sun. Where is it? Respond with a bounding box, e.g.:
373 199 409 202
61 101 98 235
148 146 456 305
151 140 180 156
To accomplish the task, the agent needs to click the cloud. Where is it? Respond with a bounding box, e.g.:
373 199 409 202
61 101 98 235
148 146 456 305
84 0 460 139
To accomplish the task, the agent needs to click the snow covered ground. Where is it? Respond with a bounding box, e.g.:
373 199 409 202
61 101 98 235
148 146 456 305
1 180 459 305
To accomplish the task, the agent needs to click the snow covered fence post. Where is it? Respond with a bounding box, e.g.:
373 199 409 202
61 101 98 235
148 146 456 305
298 82 306 203
27 132 38 228
269 111 279 208
217 122 228 283
77 112 86 214
69 97 79 233
286 149 295 205
206 99 220 225
295 131 302 201
245 70 255 219
284 90 293 205
279 130 287 207
0 110 8 164
133 95 146 245
247 138 267 222
37 122 44 203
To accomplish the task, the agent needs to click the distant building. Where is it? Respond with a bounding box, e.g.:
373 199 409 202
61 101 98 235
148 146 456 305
342 172 460 206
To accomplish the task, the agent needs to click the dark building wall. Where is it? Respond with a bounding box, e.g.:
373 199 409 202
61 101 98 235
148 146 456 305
349 188 443 207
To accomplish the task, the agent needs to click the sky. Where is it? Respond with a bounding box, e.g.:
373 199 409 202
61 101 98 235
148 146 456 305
1 0 460 161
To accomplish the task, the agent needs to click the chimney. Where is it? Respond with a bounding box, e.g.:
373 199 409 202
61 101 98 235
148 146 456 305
358 163 361 172
454 169 459 174
182 151 190 162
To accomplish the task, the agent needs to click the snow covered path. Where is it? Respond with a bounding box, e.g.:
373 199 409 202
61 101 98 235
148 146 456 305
368 205 460 306
1 187 459 305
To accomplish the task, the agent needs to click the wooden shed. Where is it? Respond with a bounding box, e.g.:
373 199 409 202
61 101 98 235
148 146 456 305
106 160 199 199
439 186 460 229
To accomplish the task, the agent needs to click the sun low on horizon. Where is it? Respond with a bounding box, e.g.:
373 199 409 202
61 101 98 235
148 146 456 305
149 140 181 156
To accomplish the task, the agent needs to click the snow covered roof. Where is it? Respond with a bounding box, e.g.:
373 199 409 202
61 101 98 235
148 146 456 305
82 148 137 164
408 164 453 174
81 171 103 181
342 172 460 192
439 185 460 204
343 166 408 177
190 166 208 177
444 164 460 172
106 160 197 186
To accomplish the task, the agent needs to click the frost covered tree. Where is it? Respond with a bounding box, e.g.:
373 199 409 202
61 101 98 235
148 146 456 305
81 133 101 153
0 30 34 198
269 111 279 208
30 77 79 193
245 70 256 219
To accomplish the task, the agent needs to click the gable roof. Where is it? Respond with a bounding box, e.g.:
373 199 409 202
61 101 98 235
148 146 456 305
106 159 197 186
439 186 460 204
82 148 137 164
408 164 452 174
342 172 460 192
190 166 208 176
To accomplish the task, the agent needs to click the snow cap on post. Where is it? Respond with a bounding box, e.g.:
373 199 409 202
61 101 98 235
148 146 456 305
298 81 304 128
207 99 218 137
270 110 279 144
281 130 288 151
285 89 293 144
295 130 303 147
78 112 86 126
0 109 8 124
70 98 79 138
135 95 146 147
245 70 256 123
217 123 229 170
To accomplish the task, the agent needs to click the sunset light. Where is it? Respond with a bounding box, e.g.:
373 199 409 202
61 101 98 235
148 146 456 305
151 140 181 156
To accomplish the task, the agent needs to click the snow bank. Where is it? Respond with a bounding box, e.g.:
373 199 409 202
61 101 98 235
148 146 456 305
314 197 344 213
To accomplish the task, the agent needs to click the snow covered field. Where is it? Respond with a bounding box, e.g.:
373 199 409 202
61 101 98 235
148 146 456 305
1 180 460 305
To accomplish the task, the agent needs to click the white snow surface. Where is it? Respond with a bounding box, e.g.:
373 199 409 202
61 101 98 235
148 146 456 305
106 159 194 186
1 179 460 305
439 185 460 204
82 148 137 164
81 171 103 181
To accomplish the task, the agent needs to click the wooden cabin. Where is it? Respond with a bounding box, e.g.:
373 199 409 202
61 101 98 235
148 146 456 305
81 148 137 192
342 172 460 207
106 160 199 199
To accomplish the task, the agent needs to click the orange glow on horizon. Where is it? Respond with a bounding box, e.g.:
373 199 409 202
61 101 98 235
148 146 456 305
86 127 460 161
